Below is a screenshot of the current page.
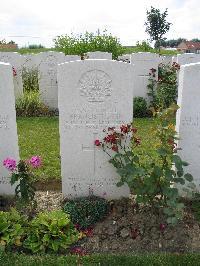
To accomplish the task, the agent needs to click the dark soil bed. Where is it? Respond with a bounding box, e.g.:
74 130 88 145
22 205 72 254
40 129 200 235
1 191 200 254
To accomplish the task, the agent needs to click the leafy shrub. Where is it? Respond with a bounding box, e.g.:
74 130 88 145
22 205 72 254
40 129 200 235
95 105 195 225
147 63 179 111
23 210 79 253
16 91 49 117
54 29 124 59
63 196 109 229
0 208 27 251
156 63 179 109
133 97 149 118
22 67 39 93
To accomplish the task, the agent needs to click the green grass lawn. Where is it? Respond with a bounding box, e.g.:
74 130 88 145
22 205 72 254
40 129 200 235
16 116 160 182
1 252 200 266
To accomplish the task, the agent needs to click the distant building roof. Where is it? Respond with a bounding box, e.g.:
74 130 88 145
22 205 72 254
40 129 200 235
178 41 200 50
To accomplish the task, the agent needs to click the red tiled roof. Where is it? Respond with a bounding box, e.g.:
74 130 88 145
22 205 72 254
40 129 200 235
183 41 200 49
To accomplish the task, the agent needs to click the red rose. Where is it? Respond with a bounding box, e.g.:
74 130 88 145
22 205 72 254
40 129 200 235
94 139 101 146
120 125 128 134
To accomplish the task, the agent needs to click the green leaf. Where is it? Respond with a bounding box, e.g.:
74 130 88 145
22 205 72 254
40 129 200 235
167 216 178 225
174 177 185 185
172 155 183 171
157 148 168 156
184 173 193 182
182 161 189 166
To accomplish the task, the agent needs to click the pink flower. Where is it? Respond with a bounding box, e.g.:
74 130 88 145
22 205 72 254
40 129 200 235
3 158 16 171
29 156 41 168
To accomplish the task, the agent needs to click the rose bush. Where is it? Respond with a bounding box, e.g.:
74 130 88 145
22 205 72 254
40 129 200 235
95 105 195 224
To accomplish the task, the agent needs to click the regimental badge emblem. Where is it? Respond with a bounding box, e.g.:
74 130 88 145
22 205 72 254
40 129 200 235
79 70 112 102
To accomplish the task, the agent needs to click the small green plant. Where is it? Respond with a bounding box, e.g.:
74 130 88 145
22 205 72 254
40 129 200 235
3 156 41 206
133 97 149 118
22 67 39 93
23 210 79 253
63 196 109 229
0 208 27 250
16 91 49 117
95 105 195 225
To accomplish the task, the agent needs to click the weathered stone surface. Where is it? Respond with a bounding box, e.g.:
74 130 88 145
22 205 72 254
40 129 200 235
0 52 24 98
37 52 80 109
176 53 200 65
176 62 200 191
0 62 19 195
130 52 159 99
87 51 112 59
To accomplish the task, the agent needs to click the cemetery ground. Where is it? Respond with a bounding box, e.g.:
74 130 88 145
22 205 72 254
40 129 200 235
1 115 200 265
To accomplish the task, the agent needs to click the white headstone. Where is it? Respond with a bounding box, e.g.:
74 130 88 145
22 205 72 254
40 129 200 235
177 53 200 65
22 54 39 70
87 51 112 60
58 59 133 199
65 55 81 61
0 62 19 195
0 52 24 98
159 55 173 65
37 52 80 109
37 51 66 109
130 52 159 99
176 62 200 191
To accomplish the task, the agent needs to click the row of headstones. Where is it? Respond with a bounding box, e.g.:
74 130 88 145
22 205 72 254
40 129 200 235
1 59 200 198
1 51 200 111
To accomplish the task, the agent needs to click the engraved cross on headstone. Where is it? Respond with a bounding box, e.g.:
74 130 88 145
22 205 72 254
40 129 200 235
82 132 98 174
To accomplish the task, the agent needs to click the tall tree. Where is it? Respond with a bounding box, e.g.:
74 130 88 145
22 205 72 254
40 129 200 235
144 6 172 51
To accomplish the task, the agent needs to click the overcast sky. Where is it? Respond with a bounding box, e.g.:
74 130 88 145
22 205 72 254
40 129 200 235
0 0 199 47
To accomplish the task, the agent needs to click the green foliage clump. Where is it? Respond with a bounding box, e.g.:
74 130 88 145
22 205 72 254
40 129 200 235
54 29 124 59
63 196 109 229
16 91 49 117
147 63 179 111
133 97 149 118
135 41 152 52
22 67 39 93
23 210 79 253
0 209 27 250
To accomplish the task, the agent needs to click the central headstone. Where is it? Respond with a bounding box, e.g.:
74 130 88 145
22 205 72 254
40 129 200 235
0 62 19 195
58 60 133 199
